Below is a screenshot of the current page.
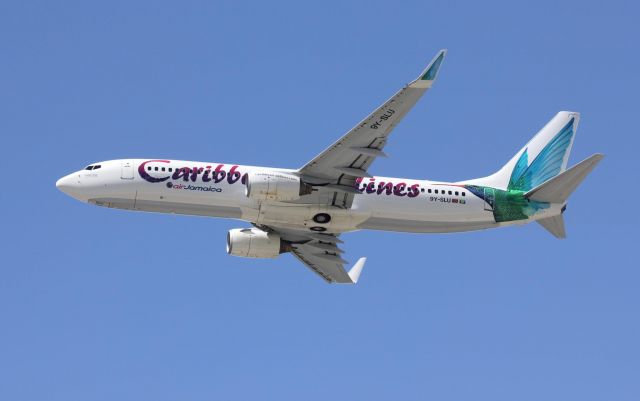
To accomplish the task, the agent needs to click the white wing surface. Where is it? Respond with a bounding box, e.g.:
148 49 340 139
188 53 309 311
264 51 447 282
298 49 447 194
266 227 366 284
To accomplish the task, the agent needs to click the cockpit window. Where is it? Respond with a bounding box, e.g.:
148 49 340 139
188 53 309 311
84 165 102 171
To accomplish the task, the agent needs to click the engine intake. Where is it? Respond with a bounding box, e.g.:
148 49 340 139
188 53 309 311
245 170 312 201
226 228 285 259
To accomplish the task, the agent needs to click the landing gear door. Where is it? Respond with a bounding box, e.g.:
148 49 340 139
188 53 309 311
121 160 135 180
483 187 495 211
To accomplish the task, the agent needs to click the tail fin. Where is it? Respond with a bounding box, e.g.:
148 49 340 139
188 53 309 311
529 153 604 239
467 111 579 190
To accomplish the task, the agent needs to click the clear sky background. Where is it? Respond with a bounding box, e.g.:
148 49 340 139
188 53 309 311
1 1 639 400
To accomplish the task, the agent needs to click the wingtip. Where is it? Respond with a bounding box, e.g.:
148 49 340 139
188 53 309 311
421 49 447 81
347 257 367 284
410 49 447 88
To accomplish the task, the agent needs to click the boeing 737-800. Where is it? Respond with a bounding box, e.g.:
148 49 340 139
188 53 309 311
56 50 603 284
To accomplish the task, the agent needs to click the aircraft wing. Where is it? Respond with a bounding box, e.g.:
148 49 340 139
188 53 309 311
297 49 446 192
265 226 366 284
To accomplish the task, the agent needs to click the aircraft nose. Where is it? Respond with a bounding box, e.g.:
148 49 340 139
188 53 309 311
56 173 82 198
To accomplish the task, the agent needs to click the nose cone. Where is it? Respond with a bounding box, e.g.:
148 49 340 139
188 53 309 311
56 173 85 200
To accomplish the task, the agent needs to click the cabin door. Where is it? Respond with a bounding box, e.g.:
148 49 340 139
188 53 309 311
121 160 135 180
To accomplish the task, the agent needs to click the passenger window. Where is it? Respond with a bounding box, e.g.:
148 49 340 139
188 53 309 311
161 167 166 172
169 168 173 172
147 166 152 171
448 190 452 195
154 167 158 171
455 191 459 196
428 189 432 193
435 189 439 194
462 192 466 197
421 188 425 193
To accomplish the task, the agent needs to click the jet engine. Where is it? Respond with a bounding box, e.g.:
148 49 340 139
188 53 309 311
245 170 312 202
226 228 285 258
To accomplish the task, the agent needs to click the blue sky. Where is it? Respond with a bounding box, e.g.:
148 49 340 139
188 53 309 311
1 1 639 400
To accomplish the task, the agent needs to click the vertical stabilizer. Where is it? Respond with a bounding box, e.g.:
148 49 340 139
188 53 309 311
466 111 579 190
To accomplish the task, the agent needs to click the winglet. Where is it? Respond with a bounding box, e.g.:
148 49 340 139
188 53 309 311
347 257 367 284
410 49 447 88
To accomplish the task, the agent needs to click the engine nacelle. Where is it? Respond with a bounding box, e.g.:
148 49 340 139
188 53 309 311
226 228 283 259
245 170 312 202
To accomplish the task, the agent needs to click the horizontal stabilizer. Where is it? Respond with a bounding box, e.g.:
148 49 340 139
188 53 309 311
525 154 604 203
537 215 566 239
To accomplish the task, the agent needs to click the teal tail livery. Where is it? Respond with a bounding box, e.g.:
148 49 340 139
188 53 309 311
467 111 579 191
56 50 605 284
463 111 603 237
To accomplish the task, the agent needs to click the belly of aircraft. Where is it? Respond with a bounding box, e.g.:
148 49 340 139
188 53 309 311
89 179 499 235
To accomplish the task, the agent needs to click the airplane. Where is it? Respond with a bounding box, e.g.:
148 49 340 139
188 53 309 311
56 49 604 284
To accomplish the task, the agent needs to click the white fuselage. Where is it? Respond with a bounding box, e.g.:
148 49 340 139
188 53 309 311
56 159 558 235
